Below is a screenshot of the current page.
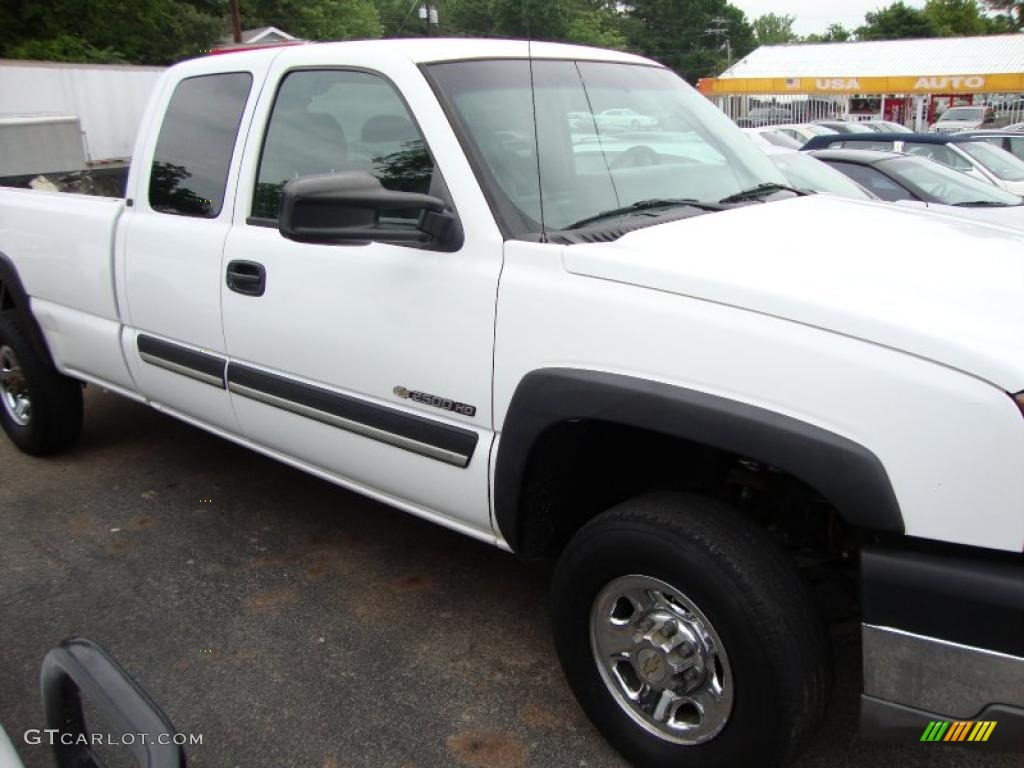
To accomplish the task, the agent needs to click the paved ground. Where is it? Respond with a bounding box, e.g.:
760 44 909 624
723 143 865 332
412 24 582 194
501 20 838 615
0 388 1015 768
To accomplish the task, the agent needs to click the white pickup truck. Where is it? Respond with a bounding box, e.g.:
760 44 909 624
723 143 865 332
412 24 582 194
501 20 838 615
1 39 1022 766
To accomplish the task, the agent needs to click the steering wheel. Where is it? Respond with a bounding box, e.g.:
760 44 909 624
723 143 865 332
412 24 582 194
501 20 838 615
610 145 660 170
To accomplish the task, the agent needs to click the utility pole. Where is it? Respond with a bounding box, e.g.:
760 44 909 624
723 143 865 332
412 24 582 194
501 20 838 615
705 16 732 68
419 2 439 36
229 0 243 44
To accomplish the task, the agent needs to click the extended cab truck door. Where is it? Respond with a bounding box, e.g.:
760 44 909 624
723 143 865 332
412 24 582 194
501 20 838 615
118 52 275 433
219 47 504 539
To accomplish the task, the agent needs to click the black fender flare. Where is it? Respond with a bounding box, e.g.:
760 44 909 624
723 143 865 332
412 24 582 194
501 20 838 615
494 368 903 553
0 250 58 368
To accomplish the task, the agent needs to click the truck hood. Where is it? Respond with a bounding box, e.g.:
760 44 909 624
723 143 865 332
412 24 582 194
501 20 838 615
563 195 1024 389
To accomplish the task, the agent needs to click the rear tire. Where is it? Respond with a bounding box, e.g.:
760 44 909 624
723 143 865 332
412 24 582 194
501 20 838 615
550 492 830 768
0 312 82 455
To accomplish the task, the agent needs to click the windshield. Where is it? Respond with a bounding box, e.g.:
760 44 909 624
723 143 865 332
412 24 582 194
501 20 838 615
769 152 874 200
427 59 787 236
881 155 1022 205
958 140 1024 181
940 107 983 122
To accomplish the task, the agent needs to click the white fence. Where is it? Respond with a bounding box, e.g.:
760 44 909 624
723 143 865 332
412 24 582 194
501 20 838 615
709 92 1024 131
0 59 165 163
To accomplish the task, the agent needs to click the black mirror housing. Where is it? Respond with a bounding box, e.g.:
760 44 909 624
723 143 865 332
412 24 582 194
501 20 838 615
40 637 186 768
279 171 462 250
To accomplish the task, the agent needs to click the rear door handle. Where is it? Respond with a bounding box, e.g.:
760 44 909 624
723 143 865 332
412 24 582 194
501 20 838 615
226 260 265 297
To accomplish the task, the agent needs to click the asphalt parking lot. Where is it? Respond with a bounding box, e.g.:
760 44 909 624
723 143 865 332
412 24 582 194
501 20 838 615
0 387 1016 768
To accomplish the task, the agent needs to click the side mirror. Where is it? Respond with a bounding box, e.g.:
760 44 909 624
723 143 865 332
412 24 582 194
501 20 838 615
40 638 186 768
279 171 462 251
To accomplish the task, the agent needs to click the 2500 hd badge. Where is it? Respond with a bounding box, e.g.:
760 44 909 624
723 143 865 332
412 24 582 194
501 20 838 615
393 386 477 417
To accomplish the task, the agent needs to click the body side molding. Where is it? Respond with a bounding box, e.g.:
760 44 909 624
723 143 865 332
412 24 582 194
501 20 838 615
226 362 478 468
137 334 226 388
494 368 903 552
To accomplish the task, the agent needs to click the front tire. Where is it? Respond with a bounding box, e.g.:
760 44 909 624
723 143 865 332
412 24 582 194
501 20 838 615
0 312 82 455
550 493 830 768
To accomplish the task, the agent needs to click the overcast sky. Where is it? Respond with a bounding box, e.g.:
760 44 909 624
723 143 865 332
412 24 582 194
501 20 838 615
730 0 927 36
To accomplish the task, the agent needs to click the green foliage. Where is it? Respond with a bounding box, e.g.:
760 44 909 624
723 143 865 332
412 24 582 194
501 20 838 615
0 0 226 64
856 1 939 39
854 0 1012 40
5 33 126 63
924 0 1012 34
804 23 852 42
565 8 627 49
981 1 1023 29
752 12 797 44
621 0 756 83
1 0 1019 76
240 0 382 41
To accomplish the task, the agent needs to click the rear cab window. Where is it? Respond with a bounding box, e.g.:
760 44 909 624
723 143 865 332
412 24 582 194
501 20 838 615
148 73 253 217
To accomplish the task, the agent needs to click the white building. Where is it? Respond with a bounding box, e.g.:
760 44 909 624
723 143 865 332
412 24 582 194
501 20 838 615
699 34 1024 130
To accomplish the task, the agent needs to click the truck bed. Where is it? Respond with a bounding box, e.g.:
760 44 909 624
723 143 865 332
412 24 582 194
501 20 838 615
0 164 129 198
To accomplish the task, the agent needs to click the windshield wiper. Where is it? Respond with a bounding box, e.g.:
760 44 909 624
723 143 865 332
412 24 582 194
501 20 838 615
952 200 1009 207
718 183 805 204
565 198 725 230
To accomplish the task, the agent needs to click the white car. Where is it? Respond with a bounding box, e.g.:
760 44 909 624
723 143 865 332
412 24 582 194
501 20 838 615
773 122 838 144
759 146 878 201
781 146 1024 231
803 132 1024 195
1 39 1023 767
929 105 997 133
595 107 658 129
742 127 802 149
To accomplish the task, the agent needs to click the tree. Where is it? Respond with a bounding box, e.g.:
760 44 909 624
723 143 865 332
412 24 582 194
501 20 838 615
622 0 756 83
856 1 939 39
490 0 575 39
803 23 852 42
923 0 1008 35
565 7 628 49
241 0 382 41
0 0 225 64
752 12 797 44
981 1 1023 29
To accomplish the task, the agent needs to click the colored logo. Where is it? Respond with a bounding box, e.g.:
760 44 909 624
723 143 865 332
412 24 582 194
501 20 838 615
921 721 996 742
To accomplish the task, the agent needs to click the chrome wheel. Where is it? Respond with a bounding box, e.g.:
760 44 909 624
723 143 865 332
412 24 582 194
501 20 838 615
0 344 31 426
590 574 733 745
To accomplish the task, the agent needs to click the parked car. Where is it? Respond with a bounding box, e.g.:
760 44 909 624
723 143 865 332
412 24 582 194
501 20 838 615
595 107 658 129
737 106 793 127
861 120 913 133
929 105 997 133
802 132 1024 195
2 38 1024 768
811 120 875 134
958 129 1024 162
761 147 876 200
808 147 1024 229
742 127 802 149
567 110 595 130
772 122 838 144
